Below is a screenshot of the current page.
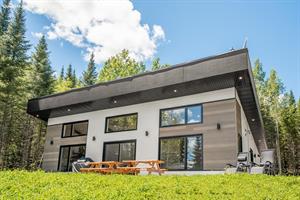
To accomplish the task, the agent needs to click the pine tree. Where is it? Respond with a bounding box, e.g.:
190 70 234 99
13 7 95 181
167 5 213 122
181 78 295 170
59 66 64 80
297 98 300 173
0 0 10 35
30 35 55 97
66 64 73 81
98 49 145 82
54 65 75 92
65 64 76 88
279 91 298 174
252 60 275 148
0 1 30 168
72 68 77 88
252 59 266 101
82 52 97 86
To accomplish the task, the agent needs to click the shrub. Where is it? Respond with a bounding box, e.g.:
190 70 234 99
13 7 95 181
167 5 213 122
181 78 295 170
0 171 299 199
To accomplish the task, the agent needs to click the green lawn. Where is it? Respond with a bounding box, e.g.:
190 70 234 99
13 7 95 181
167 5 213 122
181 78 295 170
0 171 299 200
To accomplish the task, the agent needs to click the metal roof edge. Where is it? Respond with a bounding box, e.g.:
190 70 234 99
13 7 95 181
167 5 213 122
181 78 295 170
28 48 249 102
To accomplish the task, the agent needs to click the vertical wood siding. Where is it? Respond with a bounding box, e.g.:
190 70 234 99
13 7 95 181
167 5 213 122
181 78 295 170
42 124 87 171
160 99 237 170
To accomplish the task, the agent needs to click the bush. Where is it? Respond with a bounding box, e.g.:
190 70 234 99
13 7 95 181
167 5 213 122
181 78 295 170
0 171 299 199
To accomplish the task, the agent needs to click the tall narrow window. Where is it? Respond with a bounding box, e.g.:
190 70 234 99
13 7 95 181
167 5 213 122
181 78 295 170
238 134 243 153
160 135 203 170
103 140 136 161
62 121 88 138
58 144 86 172
105 113 138 133
160 104 202 127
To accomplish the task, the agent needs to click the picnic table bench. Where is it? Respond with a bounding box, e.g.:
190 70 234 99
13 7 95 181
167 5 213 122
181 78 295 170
80 160 166 175
122 160 167 175
80 161 118 174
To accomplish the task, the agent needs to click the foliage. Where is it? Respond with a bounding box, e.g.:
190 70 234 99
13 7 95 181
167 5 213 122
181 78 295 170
253 59 300 175
29 35 55 97
151 57 170 71
0 1 31 169
0 171 299 200
65 64 77 88
98 49 145 82
82 52 97 86
54 65 77 93
0 0 10 36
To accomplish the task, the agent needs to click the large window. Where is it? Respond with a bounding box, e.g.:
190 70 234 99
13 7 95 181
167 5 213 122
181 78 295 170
62 121 88 138
159 135 203 170
160 104 202 127
105 113 138 133
58 144 86 172
103 140 136 161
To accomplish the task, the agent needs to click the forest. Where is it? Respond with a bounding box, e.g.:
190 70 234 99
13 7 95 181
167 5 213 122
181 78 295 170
0 0 299 174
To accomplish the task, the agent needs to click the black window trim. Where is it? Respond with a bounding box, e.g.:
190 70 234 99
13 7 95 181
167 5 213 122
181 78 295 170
104 112 138 133
159 103 203 128
158 134 203 171
61 120 89 138
57 143 86 172
102 139 137 162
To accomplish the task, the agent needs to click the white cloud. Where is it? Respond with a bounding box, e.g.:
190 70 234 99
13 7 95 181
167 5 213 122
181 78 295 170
23 0 165 64
31 31 43 39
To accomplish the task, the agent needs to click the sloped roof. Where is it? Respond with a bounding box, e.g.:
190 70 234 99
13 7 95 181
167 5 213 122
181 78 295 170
27 48 267 151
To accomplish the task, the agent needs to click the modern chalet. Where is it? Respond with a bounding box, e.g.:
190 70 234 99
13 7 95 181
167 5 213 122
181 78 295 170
27 48 267 172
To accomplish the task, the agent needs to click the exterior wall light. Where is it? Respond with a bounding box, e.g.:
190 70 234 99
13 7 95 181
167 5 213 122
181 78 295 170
217 123 221 130
50 140 54 145
145 131 149 136
92 136 96 141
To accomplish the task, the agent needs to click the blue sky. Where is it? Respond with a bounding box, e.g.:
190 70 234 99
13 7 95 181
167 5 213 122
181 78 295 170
3 0 300 97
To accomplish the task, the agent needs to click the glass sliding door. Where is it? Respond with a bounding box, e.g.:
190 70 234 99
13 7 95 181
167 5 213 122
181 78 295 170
58 146 69 171
104 143 119 161
160 135 203 170
68 145 87 171
119 142 136 161
187 136 203 170
160 137 185 170
103 140 136 161
58 144 86 172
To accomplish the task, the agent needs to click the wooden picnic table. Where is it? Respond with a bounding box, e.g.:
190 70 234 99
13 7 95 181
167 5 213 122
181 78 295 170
80 160 166 175
80 161 119 174
122 160 166 175
88 161 119 168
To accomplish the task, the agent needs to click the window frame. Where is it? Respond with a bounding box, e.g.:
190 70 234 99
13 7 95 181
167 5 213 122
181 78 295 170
159 104 203 128
102 140 136 162
104 113 138 133
57 143 86 172
61 120 89 138
158 134 203 171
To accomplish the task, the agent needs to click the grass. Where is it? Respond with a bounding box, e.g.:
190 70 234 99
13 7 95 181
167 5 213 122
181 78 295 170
0 171 299 200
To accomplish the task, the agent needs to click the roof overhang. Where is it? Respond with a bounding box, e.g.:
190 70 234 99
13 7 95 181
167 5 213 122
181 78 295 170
27 48 267 151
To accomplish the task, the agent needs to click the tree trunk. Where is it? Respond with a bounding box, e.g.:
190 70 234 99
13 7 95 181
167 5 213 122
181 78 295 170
275 120 282 174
